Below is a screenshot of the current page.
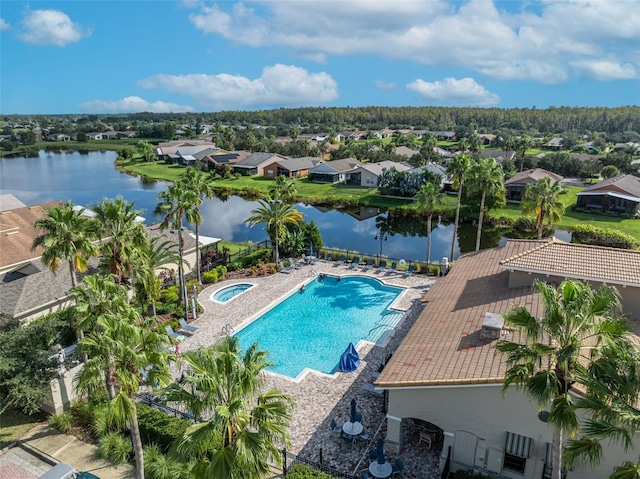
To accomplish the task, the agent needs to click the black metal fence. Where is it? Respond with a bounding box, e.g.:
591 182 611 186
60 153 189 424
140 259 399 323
135 392 195 422
282 449 357 479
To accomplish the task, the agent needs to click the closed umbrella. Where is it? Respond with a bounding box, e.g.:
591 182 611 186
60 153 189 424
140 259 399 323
350 398 357 424
376 438 386 465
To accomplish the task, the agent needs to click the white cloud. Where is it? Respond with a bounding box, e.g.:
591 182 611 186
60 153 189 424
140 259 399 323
407 77 500 107
0 18 10 31
375 80 396 90
79 96 194 113
187 0 640 83
18 9 90 46
570 60 637 81
137 64 338 110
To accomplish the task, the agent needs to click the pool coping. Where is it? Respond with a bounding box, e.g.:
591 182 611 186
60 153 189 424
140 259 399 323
209 282 256 305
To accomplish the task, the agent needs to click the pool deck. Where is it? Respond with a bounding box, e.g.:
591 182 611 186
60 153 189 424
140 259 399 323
178 259 440 478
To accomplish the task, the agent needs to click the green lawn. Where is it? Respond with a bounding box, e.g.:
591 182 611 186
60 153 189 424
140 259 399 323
0 409 45 448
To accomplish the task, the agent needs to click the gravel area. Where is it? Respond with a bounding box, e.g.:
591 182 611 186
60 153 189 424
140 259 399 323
177 260 442 478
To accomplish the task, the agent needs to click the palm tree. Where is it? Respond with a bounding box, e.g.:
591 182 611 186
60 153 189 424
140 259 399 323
516 135 533 172
32 201 98 289
70 274 130 335
76 312 173 479
245 198 303 265
521 177 567 239
155 183 195 306
130 237 182 316
415 183 444 264
92 197 147 284
179 168 215 284
468 133 482 153
446 154 471 261
467 158 504 252
421 133 438 163
496 279 628 479
457 137 469 153
269 175 297 201
162 337 294 479
564 337 640 478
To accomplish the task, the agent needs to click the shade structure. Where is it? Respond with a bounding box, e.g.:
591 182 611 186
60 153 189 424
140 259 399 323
339 342 361 373
376 438 386 465
350 398 357 424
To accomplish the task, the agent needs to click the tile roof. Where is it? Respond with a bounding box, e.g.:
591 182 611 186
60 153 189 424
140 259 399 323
504 168 563 185
579 174 640 198
500 238 640 287
234 152 287 168
0 202 61 270
376 240 548 388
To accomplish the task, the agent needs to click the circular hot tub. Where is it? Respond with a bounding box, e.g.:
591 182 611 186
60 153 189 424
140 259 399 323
210 283 255 304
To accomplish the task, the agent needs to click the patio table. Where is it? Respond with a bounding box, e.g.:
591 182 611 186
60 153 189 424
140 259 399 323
369 461 392 478
342 421 363 436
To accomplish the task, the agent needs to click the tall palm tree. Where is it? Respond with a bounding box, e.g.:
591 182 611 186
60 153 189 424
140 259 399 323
516 135 533 172
414 183 444 264
70 274 130 335
245 198 303 265
162 337 294 479
467 158 504 251
446 154 471 261
421 132 438 163
32 201 98 289
521 177 567 239
179 168 215 284
92 197 147 284
76 312 173 479
155 184 195 306
468 132 482 153
496 279 627 479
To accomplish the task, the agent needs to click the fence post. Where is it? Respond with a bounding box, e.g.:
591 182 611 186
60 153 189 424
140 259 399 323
282 448 287 477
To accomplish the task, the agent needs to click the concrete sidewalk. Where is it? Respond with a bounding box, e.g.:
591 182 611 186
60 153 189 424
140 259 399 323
19 425 134 479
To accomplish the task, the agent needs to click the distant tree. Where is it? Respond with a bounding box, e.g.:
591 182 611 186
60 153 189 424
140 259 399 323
77 131 88 142
466 158 504 251
21 130 36 145
415 183 444 264
136 140 155 162
521 177 567 239
446 154 471 261
601 165 621 179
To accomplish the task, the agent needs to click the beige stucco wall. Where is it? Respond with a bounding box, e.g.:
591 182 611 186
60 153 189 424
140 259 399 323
358 169 378 187
507 270 640 320
42 363 84 414
18 297 75 323
386 384 636 479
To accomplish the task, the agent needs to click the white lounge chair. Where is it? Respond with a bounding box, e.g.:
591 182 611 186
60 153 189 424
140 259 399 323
165 325 185 342
279 261 293 273
179 318 199 334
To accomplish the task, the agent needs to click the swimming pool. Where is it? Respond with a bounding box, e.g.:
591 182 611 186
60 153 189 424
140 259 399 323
234 275 404 378
210 283 255 304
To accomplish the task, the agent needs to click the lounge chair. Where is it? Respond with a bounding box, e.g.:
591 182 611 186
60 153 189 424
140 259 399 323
287 257 303 269
349 256 360 268
165 325 185 342
377 260 387 271
330 418 343 437
363 258 374 270
336 255 346 265
302 253 316 264
323 253 332 262
403 264 414 277
391 458 405 475
360 469 373 479
387 261 397 273
279 261 293 273
179 318 199 334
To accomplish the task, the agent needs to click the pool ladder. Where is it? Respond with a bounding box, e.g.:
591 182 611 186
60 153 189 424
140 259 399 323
222 323 234 336
308 269 319 277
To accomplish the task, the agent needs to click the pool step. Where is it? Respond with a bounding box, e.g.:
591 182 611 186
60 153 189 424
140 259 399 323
366 311 404 342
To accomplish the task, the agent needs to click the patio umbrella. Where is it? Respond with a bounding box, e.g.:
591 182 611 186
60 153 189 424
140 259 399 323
350 398 357 424
339 342 361 372
310 243 314 256
376 438 386 465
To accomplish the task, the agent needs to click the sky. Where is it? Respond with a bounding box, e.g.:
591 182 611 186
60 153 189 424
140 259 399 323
1 0 639 115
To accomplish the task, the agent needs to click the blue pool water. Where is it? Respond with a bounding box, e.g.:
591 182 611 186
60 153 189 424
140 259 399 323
211 283 254 303
234 275 404 378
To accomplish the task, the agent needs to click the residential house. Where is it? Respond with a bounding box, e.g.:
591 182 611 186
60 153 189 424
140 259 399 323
479 133 497 144
263 156 323 179
430 130 457 141
545 137 563 150
349 161 411 187
576 174 640 216
309 157 362 184
231 152 289 176
200 150 251 172
155 139 213 162
479 149 516 163
375 238 638 479
394 146 420 158
175 146 219 167
48 133 70 142
407 164 448 187
504 168 564 202
86 132 104 140
102 130 119 140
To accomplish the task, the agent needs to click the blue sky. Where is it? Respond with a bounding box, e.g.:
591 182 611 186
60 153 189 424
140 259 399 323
1 0 639 114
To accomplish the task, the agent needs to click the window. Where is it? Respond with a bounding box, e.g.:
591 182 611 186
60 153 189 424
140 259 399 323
267 170 274 176
503 452 526 473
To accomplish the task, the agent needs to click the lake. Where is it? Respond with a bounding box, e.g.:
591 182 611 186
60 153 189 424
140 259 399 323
0 150 570 262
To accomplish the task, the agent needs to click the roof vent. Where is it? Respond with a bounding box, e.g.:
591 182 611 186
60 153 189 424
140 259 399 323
481 312 504 341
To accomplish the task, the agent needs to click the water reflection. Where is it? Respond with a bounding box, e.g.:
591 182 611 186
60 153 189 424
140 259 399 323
1 150 571 262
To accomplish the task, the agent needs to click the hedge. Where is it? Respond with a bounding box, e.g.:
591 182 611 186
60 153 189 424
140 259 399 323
285 464 339 479
137 404 190 452
571 224 639 250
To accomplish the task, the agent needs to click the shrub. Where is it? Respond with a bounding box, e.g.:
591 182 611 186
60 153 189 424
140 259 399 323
286 464 338 479
70 401 96 430
203 270 219 284
514 217 537 232
216 265 227 280
98 431 133 464
49 411 74 433
571 224 639 249
137 404 190 453
160 286 179 304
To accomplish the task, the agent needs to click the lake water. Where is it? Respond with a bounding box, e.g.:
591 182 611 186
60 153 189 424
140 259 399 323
0 150 570 262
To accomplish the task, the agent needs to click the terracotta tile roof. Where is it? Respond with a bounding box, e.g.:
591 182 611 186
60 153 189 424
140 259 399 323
0 202 61 269
500 238 640 287
376 240 547 388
